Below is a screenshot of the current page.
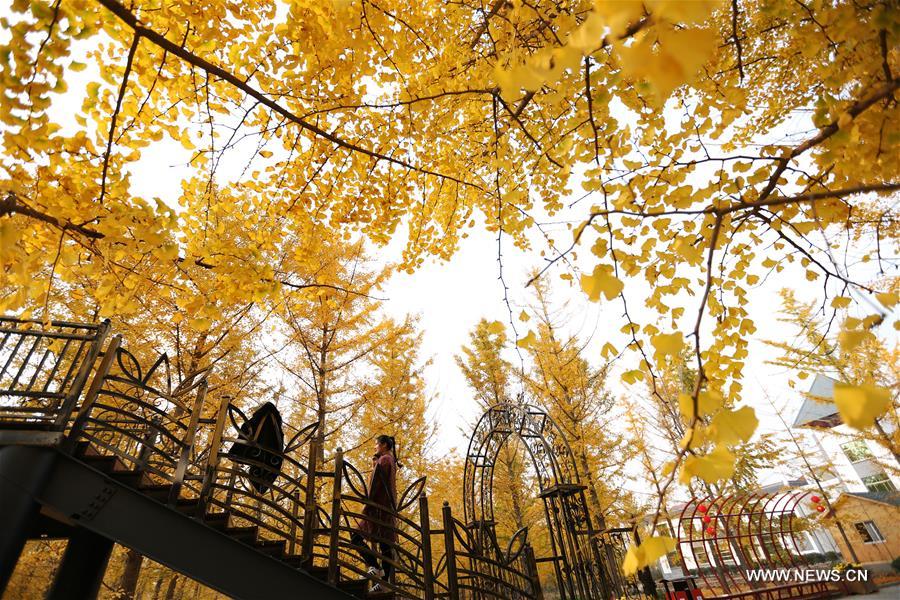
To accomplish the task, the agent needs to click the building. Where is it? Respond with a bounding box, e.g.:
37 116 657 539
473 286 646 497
792 374 899 495
824 491 900 565
792 373 900 567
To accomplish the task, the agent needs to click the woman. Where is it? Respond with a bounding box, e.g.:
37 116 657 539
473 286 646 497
351 435 399 592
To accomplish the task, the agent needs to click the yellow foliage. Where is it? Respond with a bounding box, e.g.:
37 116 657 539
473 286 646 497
622 536 677 576
680 444 736 484
581 265 624 302
833 384 892 430
677 390 724 421
709 406 758 446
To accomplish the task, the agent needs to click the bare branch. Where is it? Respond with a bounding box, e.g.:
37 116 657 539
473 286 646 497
99 32 141 204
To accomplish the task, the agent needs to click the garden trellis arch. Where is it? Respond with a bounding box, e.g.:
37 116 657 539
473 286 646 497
462 402 626 600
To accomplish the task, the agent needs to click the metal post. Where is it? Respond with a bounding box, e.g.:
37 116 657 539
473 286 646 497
419 494 435 600
62 334 121 453
136 417 160 472
197 396 229 517
300 439 319 563
52 320 110 430
524 543 544 600
327 448 343 585
45 527 114 600
442 501 460 600
0 446 57 594
289 483 300 556
169 380 207 505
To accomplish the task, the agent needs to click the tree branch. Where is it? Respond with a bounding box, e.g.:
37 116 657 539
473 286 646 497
95 0 483 191
99 32 140 204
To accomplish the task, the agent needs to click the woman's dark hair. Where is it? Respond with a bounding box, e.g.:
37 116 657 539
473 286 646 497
376 434 402 468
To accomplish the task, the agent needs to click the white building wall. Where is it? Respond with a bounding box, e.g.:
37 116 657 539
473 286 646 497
810 425 900 493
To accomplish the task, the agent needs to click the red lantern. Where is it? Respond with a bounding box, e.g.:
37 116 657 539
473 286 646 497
816 505 825 512
706 526 716 535
698 504 708 513
811 495 821 503
702 515 711 524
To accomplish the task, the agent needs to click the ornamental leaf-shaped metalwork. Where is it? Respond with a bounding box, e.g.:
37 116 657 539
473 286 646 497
504 527 529 565
342 460 368 499
397 476 426 512
284 421 318 454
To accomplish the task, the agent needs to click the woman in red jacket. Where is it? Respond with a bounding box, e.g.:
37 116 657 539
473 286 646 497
351 435 399 592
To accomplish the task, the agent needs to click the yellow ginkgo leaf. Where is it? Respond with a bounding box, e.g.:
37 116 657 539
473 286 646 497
645 0 721 24
519 310 530 322
651 332 684 363
833 383 892 430
622 369 645 385
680 445 735 484
581 265 624 302
516 330 536 348
622 536 677 576
831 296 852 309
876 292 898 308
680 425 711 450
838 328 868 352
677 390 724 421
189 317 212 332
486 320 505 335
709 406 758 445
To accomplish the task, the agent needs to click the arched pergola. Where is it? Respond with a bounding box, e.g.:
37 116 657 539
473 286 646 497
675 492 842 598
462 403 624 599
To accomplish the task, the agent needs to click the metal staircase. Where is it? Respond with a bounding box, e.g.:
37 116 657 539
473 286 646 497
0 317 544 600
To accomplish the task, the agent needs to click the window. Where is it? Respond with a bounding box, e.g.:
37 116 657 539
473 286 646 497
841 440 874 463
861 472 897 493
854 521 886 544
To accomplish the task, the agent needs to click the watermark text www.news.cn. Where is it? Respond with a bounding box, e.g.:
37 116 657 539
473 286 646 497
745 568 868 583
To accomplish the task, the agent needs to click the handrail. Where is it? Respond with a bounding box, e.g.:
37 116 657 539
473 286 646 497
0 317 548 599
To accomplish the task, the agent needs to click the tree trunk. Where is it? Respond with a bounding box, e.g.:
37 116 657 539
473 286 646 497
151 573 164 600
116 547 143 599
499 444 527 530
576 447 605 529
163 574 179 600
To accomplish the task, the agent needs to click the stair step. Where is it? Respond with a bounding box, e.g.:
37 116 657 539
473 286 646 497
137 483 172 501
175 498 200 515
203 512 230 529
109 469 154 488
281 554 321 572
255 538 286 558
0 420 53 431
224 525 258 544
285 556 324 570
73 441 97 457
337 579 369 599
80 452 129 473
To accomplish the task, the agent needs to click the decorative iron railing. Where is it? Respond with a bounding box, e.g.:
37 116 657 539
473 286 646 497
0 316 546 600
65 338 208 500
196 399 320 555
0 317 109 430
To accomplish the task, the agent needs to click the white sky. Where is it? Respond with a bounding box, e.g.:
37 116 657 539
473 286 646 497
4 3 896 501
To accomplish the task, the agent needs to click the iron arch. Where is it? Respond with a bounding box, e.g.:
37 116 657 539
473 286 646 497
462 403 623 600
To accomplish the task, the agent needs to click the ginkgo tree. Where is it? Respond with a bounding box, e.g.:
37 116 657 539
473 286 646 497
1 0 897 577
